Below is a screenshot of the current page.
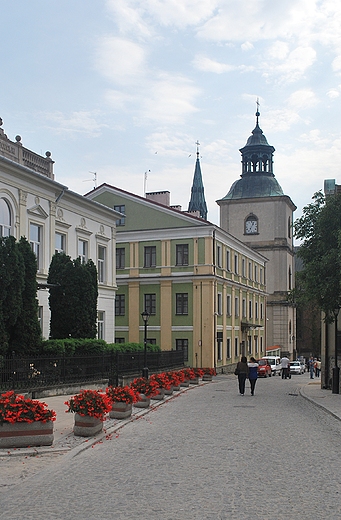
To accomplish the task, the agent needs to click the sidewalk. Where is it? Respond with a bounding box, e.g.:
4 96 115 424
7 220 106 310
299 379 341 421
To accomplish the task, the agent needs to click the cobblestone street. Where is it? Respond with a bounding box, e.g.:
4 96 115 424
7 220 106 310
1 373 341 519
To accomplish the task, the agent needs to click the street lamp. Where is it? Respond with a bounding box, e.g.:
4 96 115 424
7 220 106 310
141 310 150 379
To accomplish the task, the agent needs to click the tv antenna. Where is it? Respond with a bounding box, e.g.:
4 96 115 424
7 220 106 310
83 171 97 189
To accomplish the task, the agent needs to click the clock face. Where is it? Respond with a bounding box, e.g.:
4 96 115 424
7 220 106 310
245 219 258 234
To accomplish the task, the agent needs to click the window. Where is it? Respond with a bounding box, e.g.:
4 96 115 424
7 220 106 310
242 258 246 277
249 300 253 320
0 198 11 237
226 250 230 271
217 332 223 361
255 301 259 319
288 216 291 238
38 306 43 332
242 298 246 318
114 205 125 226
217 293 222 315
260 336 263 353
254 265 258 282
226 338 231 359
78 239 88 264
176 244 188 266
248 262 252 280
115 337 125 343
288 266 292 290
98 245 106 283
97 311 105 339
30 223 42 270
254 335 258 355
115 294 125 316
234 254 238 274
176 293 188 315
55 232 66 254
226 295 231 316
260 268 263 284
116 247 125 269
248 335 252 354
234 297 239 317
144 293 156 315
144 246 156 268
217 245 222 267
176 339 188 362
234 337 239 357
260 302 264 320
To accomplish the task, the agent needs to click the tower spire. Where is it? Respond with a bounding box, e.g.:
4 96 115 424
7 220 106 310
188 140 208 220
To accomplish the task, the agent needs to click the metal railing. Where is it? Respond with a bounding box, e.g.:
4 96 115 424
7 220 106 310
0 351 185 392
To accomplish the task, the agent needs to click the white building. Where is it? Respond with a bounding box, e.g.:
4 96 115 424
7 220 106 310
0 118 120 342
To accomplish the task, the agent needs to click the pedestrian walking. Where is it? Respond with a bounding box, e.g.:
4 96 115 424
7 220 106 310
235 356 249 395
280 355 290 379
308 356 315 379
315 359 321 377
248 357 259 396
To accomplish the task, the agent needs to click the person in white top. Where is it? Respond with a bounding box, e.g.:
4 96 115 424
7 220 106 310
280 356 290 379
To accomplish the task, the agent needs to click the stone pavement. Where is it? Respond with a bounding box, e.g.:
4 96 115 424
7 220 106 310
1 374 341 459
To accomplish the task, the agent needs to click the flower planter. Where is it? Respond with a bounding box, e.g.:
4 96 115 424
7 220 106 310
173 385 181 391
180 380 190 387
134 394 150 408
0 420 54 449
73 413 103 437
190 377 200 384
164 386 174 395
109 402 132 419
202 374 213 381
150 388 165 400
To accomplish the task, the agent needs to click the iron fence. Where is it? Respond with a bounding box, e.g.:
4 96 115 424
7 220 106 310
0 350 185 393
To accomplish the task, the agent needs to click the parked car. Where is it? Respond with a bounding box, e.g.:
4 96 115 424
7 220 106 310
257 359 272 377
290 361 304 375
261 356 282 376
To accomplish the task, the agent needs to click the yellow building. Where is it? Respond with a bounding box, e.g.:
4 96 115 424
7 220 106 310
87 184 267 370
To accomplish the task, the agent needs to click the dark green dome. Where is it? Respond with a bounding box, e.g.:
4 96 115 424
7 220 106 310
222 174 284 200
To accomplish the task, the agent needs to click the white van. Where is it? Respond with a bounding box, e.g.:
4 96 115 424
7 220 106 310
261 356 282 376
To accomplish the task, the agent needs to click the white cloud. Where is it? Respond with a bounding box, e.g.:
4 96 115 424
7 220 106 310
267 41 289 60
95 36 147 85
192 55 236 73
327 88 340 99
140 74 200 124
287 89 318 110
241 41 254 51
42 111 106 137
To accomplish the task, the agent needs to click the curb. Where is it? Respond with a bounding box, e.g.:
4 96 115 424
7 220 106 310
299 384 341 423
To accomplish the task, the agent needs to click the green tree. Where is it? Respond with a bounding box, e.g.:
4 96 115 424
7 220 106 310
9 237 42 355
294 191 341 322
0 236 24 356
48 253 98 339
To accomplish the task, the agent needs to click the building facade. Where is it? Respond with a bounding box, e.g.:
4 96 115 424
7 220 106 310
217 110 296 358
0 119 120 342
87 184 267 369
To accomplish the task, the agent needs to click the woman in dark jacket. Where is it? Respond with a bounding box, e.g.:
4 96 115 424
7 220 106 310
248 356 259 396
236 356 249 395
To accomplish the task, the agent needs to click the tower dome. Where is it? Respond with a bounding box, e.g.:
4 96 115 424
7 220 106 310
221 109 284 200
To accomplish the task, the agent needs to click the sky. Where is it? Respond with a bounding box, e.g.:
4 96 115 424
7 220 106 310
2 0 341 233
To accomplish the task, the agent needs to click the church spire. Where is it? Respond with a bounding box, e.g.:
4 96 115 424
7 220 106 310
188 140 208 220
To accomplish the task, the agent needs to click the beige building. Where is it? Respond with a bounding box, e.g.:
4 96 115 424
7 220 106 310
217 110 296 358
0 118 120 342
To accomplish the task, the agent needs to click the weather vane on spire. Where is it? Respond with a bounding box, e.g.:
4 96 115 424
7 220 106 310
256 97 260 123
196 140 200 157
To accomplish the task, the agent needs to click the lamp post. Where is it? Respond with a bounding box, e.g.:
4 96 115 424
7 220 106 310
141 310 150 379
332 309 340 394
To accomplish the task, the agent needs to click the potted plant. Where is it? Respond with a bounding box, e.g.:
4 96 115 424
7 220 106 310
165 371 184 391
149 372 171 400
202 367 216 381
106 385 138 419
130 378 159 408
65 389 111 437
0 390 56 448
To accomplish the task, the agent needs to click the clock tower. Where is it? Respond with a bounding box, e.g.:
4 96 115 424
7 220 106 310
217 107 297 358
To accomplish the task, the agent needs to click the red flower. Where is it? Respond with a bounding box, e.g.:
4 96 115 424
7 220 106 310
106 385 138 404
130 378 159 398
0 391 56 424
150 372 172 390
65 389 111 419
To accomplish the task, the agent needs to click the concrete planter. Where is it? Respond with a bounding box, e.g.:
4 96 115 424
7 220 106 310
134 394 150 408
73 413 103 437
164 386 174 395
0 420 54 449
109 402 132 419
190 377 200 384
180 380 190 387
150 388 165 400
202 375 213 381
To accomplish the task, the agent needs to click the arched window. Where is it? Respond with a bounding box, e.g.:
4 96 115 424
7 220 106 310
0 198 11 237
